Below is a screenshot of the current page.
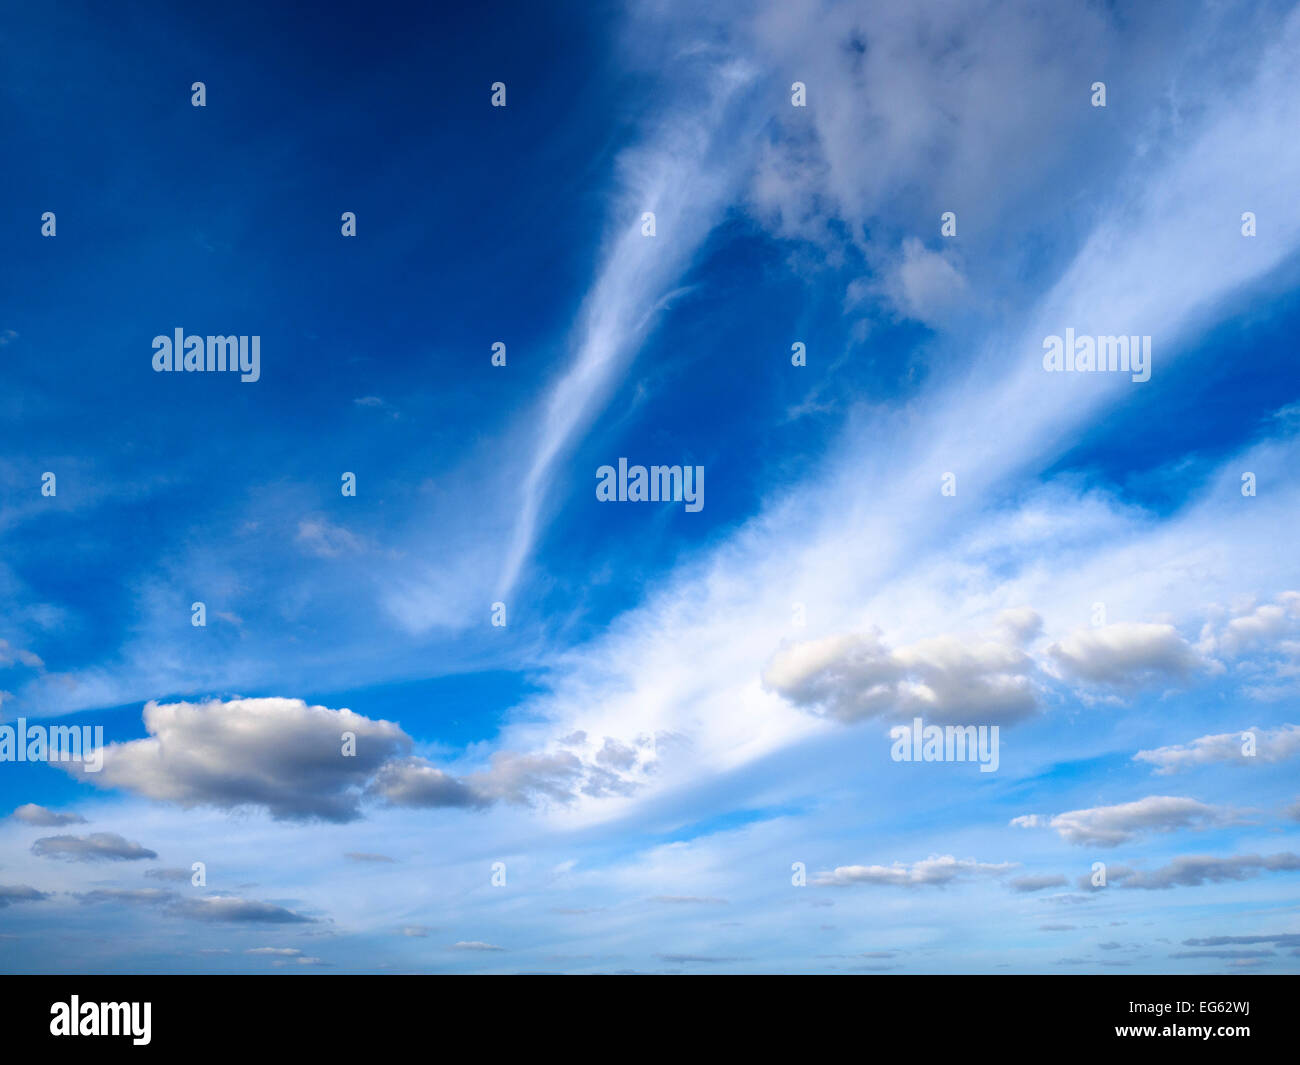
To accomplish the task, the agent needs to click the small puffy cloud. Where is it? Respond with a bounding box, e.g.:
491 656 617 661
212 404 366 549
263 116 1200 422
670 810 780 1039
344 852 395 863
448 941 504 951
0 884 50 908
1220 604 1289 653
1013 796 1234 847
1135 724 1300 774
879 238 968 326
763 631 899 721
1047 622 1200 687
816 854 1017 887
66 697 647 822
372 746 641 810
32 832 157 862
296 519 365 558
467 750 587 805
764 613 1040 725
367 757 483 809
64 697 412 823
246 947 301 956
1199 594 1300 657
10 803 85 826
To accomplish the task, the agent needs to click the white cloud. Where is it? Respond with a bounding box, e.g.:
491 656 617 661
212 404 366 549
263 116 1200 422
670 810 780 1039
1047 623 1200 687
1135 724 1300 774
60 697 651 821
763 612 1039 725
64 697 411 822
816 854 1017 887
879 238 968 326
10 803 85 827
1013 796 1236 847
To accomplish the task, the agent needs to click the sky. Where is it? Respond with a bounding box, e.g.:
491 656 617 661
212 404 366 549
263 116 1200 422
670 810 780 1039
1 0 1299 974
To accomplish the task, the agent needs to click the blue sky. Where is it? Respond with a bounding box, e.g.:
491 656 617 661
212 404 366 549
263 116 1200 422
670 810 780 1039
2 0 1300 973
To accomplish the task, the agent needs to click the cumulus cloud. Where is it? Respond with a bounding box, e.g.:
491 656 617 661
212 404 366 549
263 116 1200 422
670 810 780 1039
878 238 968 326
10 803 85 826
448 941 504 951
1012 797 1235 847
466 750 588 805
53 697 649 822
763 611 1040 725
365 757 482 810
63 697 412 822
1197 593 1300 657
1047 623 1200 687
816 854 1017 887
1135 724 1300 774
32 832 157 862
